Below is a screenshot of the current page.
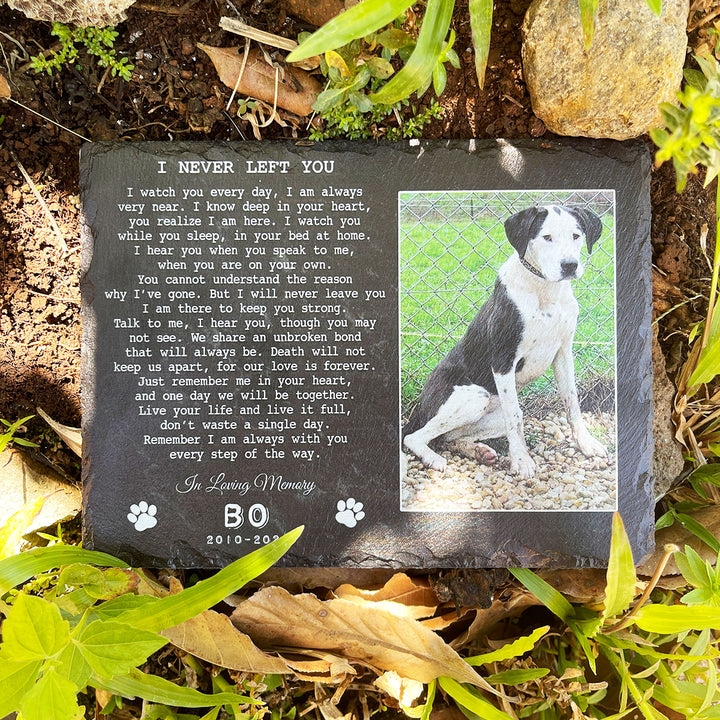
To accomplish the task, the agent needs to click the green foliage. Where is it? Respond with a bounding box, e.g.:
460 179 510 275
306 22 445 139
505 513 720 720
30 23 133 81
290 0 661 107
652 54 720 402
0 414 38 453
0 528 302 720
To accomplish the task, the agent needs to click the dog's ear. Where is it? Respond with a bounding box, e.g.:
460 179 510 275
568 207 603 253
504 206 548 257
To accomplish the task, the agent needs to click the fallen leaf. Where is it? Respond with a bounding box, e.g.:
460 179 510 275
198 45 321 117
0 73 10 99
37 407 81 457
231 586 490 689
0 448 81 537
163 609 292 675
421 606 473 632
334 573 439 620
255 567 395 592
374 671 424 707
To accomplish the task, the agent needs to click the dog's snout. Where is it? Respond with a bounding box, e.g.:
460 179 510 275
561 260 578 278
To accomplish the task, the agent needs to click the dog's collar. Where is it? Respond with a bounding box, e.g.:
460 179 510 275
519 255 545 280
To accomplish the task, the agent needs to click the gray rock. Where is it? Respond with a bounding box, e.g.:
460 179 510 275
522 0 689 140
652 324 685 498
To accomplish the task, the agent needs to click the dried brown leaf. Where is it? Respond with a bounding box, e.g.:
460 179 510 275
334 573 439 620
37 407 81 456
162 609 292 674
0 73 10 99
231 586 491 689
374 671 424 707
197 44 321 117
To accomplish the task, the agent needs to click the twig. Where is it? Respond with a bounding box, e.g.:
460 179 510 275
9 150 68 254
27 288 79 304
2 97 90 142
219 17 298 52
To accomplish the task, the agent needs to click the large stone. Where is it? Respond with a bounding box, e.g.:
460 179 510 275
1 0 133 26
522 0 689 140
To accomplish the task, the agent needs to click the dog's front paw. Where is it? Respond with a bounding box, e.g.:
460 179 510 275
510 453 535 478
576 429 607 458
427 454 447 473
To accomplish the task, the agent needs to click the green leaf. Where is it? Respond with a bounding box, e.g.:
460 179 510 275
0 545 129 595
0 655 43 717
366 55 395 80
644 0 661 14
486 668 549 684
55 641 93 690
578 0 598 49
466 626 549 666
58 564 106 596
91 592 159 621
286 0 416 62
376 28 413 50
689 334 720 387
115 527 302 633
370 0 455 105
75 620 167 677
675 512 720 553
438 677 514 720
3 593 71 660
633 604 720 633
94 668 254 708
313 86 349 114
469 0 493 87
20 668 81 720
0 496 45 560
509 568 575 622
602 513 636 621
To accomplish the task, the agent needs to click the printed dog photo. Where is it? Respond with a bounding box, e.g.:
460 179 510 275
399 191 617 512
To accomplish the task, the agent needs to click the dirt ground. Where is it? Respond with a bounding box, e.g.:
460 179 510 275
0 0 715 482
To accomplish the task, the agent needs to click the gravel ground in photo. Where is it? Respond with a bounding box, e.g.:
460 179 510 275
402 411 616 512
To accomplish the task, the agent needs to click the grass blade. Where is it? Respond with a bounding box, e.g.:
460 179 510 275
468 0 492 88
645 0 662 14
94 668 253 708
0 546 129 595
602 513 636 621
633 604 720 633
286 0 415 62
509 568 574 622
466 626 548 666
370 0 455 105
116 527 303 633
578 0 598 49
438 677 513 720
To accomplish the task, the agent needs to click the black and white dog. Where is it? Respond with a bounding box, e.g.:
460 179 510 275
402 205 608 479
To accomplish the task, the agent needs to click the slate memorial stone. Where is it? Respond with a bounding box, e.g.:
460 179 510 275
81 139 653 568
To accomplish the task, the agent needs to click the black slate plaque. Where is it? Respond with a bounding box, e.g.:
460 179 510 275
81 139 653 568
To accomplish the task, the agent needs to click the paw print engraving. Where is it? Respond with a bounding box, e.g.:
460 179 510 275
335 498 365 528
127 501 158 532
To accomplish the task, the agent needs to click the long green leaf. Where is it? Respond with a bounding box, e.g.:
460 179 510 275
438 677 513 720
578 0 598 49
0 496 46 560
675 512 720 553
633 604 720 633
645 0 662 14
466 626 548 666
116 527 302 633
468 0 492 88
95 668 254 707
509 568 574 622
602 513 636 622
286 0 415 62
0 546 129 595
370 0 455 105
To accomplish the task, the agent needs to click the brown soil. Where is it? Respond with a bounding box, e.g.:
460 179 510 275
0 0 713 479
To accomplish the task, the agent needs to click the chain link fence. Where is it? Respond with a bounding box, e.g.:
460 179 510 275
399 190 616 417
